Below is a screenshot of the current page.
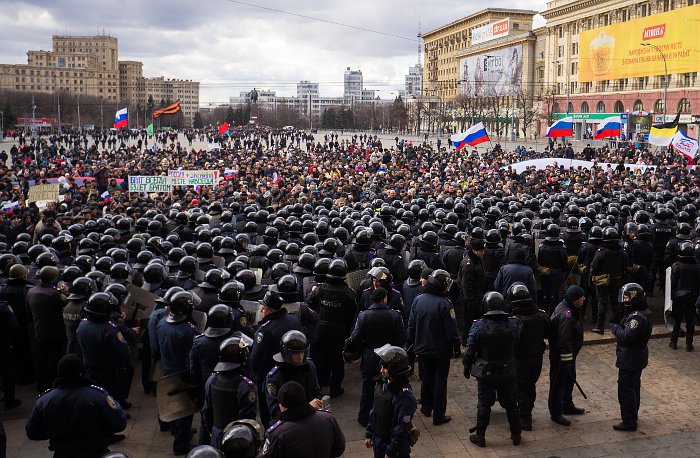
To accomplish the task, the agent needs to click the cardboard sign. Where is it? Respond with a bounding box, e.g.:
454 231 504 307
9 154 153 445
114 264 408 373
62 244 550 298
28 184 60 203
129 176 171 193
168 170 218 187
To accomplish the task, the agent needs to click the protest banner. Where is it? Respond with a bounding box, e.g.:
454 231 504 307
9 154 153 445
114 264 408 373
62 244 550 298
28 183 60 202
168 170 218 187
129 175 171 193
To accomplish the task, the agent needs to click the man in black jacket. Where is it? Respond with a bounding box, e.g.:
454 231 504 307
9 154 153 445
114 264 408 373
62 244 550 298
494 249 537 313
26 266 67 393
610 283 652 432
548 285 586 427
457 239 485 344
348 287 406 427
510 283 549 431
591 228 628 334
260 381 345 457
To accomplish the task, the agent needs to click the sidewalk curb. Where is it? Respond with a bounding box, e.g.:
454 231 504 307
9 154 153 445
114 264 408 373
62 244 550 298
582 324 671 346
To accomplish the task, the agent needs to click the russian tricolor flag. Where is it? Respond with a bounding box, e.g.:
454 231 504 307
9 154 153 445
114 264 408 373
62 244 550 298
545 117 573 138
450 122 490 150
114 108 128 129
101 190 111 203
594 116 621 139
223 169 236 179
2 201 19 213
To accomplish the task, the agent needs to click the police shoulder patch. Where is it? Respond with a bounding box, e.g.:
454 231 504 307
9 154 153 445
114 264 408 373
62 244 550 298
629 319 638 329
256 332 264 343
240 316 248 327
449 309 456 319
106 395 118 409
266 382 278 397
247 389 257 402
262 438 272 455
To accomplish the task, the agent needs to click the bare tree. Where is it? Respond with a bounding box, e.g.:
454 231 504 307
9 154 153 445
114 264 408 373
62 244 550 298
515 89 538 139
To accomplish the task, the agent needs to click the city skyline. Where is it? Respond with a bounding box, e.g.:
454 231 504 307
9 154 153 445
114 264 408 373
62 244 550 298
0 0 546 104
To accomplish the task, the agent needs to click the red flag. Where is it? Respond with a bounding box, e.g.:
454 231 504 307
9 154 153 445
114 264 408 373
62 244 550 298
218 122 229 135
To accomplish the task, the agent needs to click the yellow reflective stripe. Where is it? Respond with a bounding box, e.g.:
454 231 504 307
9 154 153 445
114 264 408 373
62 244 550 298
560 353 573 361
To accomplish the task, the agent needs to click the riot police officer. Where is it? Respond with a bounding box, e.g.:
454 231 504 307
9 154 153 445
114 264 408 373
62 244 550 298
250 291 302 428
359 267 404 313
577 226 603 323
649 207 673 295
415 231 446 270
348 287 407 427
610 283 652 431
26 354 128 458
155 291 201 455
364 344 417 458
537 224 568 315
220 420 262 458
591 227 628 334
202 335 257 448
548 286 586 427
344 229 374 271
218 281 254 338
481 229 504 292
76 292 132 407
463 292 521 447
510 284 549 430
63 276 95 356
307 259 356 397
408 270 460 426
457 238 485 343
192 269 228 313
383 234 408 286
669 242 700 351
190 304 237 445
264 331 321 422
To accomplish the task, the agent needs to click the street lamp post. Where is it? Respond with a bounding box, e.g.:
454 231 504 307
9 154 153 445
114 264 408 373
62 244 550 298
641 42 668 119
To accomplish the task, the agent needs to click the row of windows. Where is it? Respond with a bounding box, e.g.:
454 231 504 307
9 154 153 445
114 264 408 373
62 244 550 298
555 98 691 114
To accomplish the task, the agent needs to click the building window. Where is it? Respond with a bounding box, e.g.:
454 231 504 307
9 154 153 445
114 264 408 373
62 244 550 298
596 101 606 113
571 62 578 75
678 98 691 113
553 102 561 113
557 64 563 77
653 99 664 112
614 100 624 112
684 73 692 87
571 42 578 55
512 23 520 30
581 101 589 113
567 102 574 113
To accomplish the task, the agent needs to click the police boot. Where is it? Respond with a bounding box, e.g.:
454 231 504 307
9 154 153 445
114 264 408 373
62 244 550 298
511 433 521 446
669 339 677 350
469 433 486 448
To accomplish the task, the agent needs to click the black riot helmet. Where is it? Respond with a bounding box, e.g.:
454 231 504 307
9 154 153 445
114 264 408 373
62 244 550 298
482 291 506 315
104 283 129 305
67 276 97 301
219 280 244 305
326 259 348 282
166 291 195 323
204 304 234 338
177 256 198 279
507 283 531 307
95 256 113 274
85 292 116 321
374 343 411 378
407 259 426 286
603 227 620 242
220 419 262 458
143 263 167 286
61 265 82 285
214 334 253 372
199 269 228 289
274 330 309 365
313 258 331 281
273 275 298 301
427 269 451 294
235 269 260 294
618 283 646 310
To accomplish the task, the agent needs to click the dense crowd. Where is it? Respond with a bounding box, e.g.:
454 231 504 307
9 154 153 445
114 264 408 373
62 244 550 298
0 124 697 457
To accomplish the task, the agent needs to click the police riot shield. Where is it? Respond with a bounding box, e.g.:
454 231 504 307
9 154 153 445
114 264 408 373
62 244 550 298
194 269 206 283
251 268 263 285
149 359 164 382
664 266 672 330
156 371 199 422
212 255 225 268
346 268 370 292
191 310 207 334
240 299 262 326
124 285 159 323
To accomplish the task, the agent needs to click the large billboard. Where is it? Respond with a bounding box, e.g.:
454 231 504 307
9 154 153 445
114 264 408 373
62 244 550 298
579 4 700 82
471 18 510 45
459 45 523 97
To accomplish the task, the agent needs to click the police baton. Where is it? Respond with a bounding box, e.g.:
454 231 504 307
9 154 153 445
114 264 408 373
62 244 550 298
574 380 587 400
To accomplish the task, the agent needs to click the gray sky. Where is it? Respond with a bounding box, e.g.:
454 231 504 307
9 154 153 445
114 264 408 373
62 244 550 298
0 0 547 104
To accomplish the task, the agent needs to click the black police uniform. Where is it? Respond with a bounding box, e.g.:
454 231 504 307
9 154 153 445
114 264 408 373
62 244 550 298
649 220 673 292
481 242 505 292
384 248 408 286
457 249 485 343
0 276 34 384
548 298 584 420
344 246 374 271
511 299 549 428
307 281 356 396
261 408 345 458
408 289 460 425
610 305 652 430
577 238 601 321
191 286 220 314
349 302 407 426
155 317 200 454
537 239 568 315
0 299 19 407
250 309 302 427
202 372 257 447
264 361 321 422
63 300 86 356
591 241 628 330
464 311 521 440
562 231 585 275
26 380 128 458
670 257 700 349
629 237 653 293
359 286 404 313
365 379 417 458
26 281 67 393
494 262 537 313
76 318 132 405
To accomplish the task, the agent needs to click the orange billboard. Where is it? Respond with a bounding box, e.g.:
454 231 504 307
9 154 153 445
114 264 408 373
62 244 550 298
579 5 700 82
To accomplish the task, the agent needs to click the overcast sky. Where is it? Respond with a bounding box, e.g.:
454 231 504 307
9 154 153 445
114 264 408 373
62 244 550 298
0 0 547 104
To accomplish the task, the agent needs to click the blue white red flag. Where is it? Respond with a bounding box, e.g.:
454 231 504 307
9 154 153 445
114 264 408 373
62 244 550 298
449 122 490 150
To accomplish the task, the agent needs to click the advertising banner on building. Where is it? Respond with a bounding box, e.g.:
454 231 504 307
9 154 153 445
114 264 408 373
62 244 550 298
579 4 699 82
471 18 510 45
459 44 523 97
